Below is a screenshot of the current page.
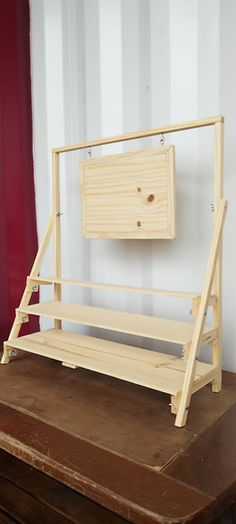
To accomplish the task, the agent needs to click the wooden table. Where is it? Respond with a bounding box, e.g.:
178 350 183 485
0 352 235 523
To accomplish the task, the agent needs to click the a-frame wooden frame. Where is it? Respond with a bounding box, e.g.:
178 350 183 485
1 116 227 427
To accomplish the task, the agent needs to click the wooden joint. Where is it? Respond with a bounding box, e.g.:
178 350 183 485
204 332 217 346
191 295 216 316
26 284 39 293
29 277 52 287
181 344 189 360
16 311 29 324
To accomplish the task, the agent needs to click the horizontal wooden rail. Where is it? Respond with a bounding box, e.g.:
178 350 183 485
28 276 216 302
52 116 224 154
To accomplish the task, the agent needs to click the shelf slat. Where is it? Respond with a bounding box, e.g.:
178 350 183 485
8 329 217 396
17 301 215 346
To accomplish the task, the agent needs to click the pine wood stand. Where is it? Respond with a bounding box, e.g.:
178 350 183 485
1 116 227 427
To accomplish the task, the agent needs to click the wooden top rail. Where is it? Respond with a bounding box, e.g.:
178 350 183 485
52 116 224 154
29 276 216 301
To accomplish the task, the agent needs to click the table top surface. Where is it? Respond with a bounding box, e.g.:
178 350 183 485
0 352 235 523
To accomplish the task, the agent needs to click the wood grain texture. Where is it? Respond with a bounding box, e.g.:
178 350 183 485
2 116 226 429
1 217 53 364
8 328 216 396
175 199 227 426
0 474 72 524
212 121 224 392
16 301 215 345
0 403 215 524
0 510 17 524
0 450 127 524
0 354 235 469
80 146 175 239
52 151 62 330
29 275 216 300
52 116 224 154
164 404 236 502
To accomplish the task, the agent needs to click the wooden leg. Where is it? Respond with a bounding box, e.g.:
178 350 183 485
175 200 227 427
52 152 62 330
1 217 53 365
170 394 180 415
1 344 14 365
212 373 222 393
212 121 223 392
211 340 222 393
212 311 222 393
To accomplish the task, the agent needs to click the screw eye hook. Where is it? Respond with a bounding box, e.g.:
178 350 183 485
160 133 165 147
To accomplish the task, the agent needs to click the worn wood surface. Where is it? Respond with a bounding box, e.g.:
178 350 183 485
164 404 236 501
0 353 235 468
0 510 17 524
0 449 127 523
0 403 215 524
0 353 235 523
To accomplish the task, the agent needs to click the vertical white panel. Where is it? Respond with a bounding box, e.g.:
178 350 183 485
90 0 124 320
61 0 91 323
150 0 170 128
148 0 171 349
167 0 200 297
30 0 66 329
121 0 140 137
84 0 103 317
30 0 50 237
44 0 65 150
99 0 123 154
170 0 198 122
121 0 143 346
197 0 220 271
138 0 151 132
219 0 236 371
198 0 220 114
84 0 102 141
137 0 153 340
44 0 65 328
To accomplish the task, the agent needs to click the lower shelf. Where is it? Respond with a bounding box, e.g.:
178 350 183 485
7 329 217 397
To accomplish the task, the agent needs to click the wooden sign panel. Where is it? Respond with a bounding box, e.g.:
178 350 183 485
80 146 175 239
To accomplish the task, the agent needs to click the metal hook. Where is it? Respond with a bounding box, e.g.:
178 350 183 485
88 147 92 158
160 133 165 147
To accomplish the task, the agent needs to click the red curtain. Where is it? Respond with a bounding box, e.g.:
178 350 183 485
0 0 39 342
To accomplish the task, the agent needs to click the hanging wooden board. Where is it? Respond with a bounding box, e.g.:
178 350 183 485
80 146 176 239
